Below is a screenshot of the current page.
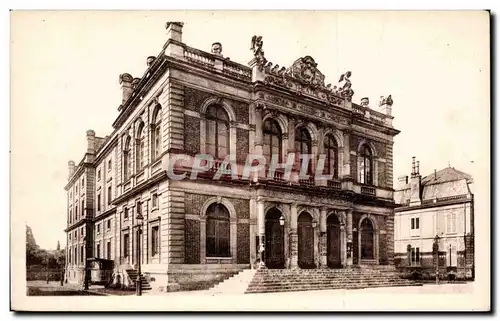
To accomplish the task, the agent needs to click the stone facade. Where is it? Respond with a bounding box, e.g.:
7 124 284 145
393 159 475 279
63 22 401 290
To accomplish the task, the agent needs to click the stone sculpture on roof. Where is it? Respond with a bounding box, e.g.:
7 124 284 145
250 35 267 67
338 71 354 101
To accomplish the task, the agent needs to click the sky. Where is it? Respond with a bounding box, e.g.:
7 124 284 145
10 11 490 251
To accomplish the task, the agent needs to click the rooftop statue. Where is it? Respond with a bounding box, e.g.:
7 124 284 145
338 71 354 101
379 95 394 106
250 35 267 66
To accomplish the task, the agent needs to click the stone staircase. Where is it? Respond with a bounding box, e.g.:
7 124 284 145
126 268 152 292
245 265 422 294
207 269 257 294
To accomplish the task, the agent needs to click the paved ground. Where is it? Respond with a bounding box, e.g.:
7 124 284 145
24 282 485 311
26 281 134 296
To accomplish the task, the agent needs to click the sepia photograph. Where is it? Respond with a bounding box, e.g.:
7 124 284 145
10 10 491 312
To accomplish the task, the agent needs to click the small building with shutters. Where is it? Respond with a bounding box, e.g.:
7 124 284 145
393 158 475 279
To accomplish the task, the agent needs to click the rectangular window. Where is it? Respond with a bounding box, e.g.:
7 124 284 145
108 159 112 171
152 193 158 209
107 186 112 205
81 200 85 217
447 212 457 234
69 249 72 264
69 209 72 224
123 234 130 257
97 194 101 211
80 246 84 263
411 247 420 265
107 220 111 230
124 208 129 219
97 223 100 234
137 201 142 216
152 226 159 256
69 233 71 241
96 243 101 258
75 205 78 220
81 177 85 187
410 217 420 230
107 241 111 260
98 169 101 180
74 246 77 264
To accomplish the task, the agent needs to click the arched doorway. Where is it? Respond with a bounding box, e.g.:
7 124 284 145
298 212 315 268
360 218 375 260
327 214 341 268
265 208 285 268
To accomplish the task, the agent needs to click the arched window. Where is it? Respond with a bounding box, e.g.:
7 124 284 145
206 105 229 159
151 105 162 160
263 119 283 164
136 123 145 172
206 203 230 257
295 128 312 174
324 134 338 178
123 136 132 181
359 144 373 185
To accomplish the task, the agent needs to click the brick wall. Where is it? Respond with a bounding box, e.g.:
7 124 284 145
184 115 200 154
378 161 386 188
237 224 250 264
185 219 200 264
236 128 249 164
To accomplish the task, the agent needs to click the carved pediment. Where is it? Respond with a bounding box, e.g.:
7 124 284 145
286 56 326 88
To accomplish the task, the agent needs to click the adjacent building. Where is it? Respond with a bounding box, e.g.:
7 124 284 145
64 21 401 290
393 158 474 279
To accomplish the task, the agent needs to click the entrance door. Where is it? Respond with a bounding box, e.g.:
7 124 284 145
265 209 285 268
298 212 315 268
327 214 341 268
360 219 374 260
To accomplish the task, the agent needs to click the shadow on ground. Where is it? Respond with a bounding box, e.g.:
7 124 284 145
27 287 105 296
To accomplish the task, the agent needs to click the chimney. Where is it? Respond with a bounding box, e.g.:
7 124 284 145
411 156 416 177
119 73 133 105
409 156 422 206
86 129 96 154
68 160 75 180
164 21 184 58
434 169 437 180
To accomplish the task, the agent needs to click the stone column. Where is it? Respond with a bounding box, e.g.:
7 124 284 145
290 203 298 268
254 104 264 155
340 224 347 266
257 199 266 267
342 131 351 179
319 208 327 267
346 209 353 266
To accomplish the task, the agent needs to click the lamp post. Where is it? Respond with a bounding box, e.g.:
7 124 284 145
135 212 144 296
83 236 89 290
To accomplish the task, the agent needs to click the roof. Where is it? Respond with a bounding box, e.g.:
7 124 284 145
421 167 473 186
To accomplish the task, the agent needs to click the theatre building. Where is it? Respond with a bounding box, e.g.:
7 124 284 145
64 22 401 291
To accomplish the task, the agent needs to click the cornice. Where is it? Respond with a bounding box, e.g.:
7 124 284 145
112 171 167 205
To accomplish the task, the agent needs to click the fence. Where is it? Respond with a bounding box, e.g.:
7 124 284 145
27 268 64 281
